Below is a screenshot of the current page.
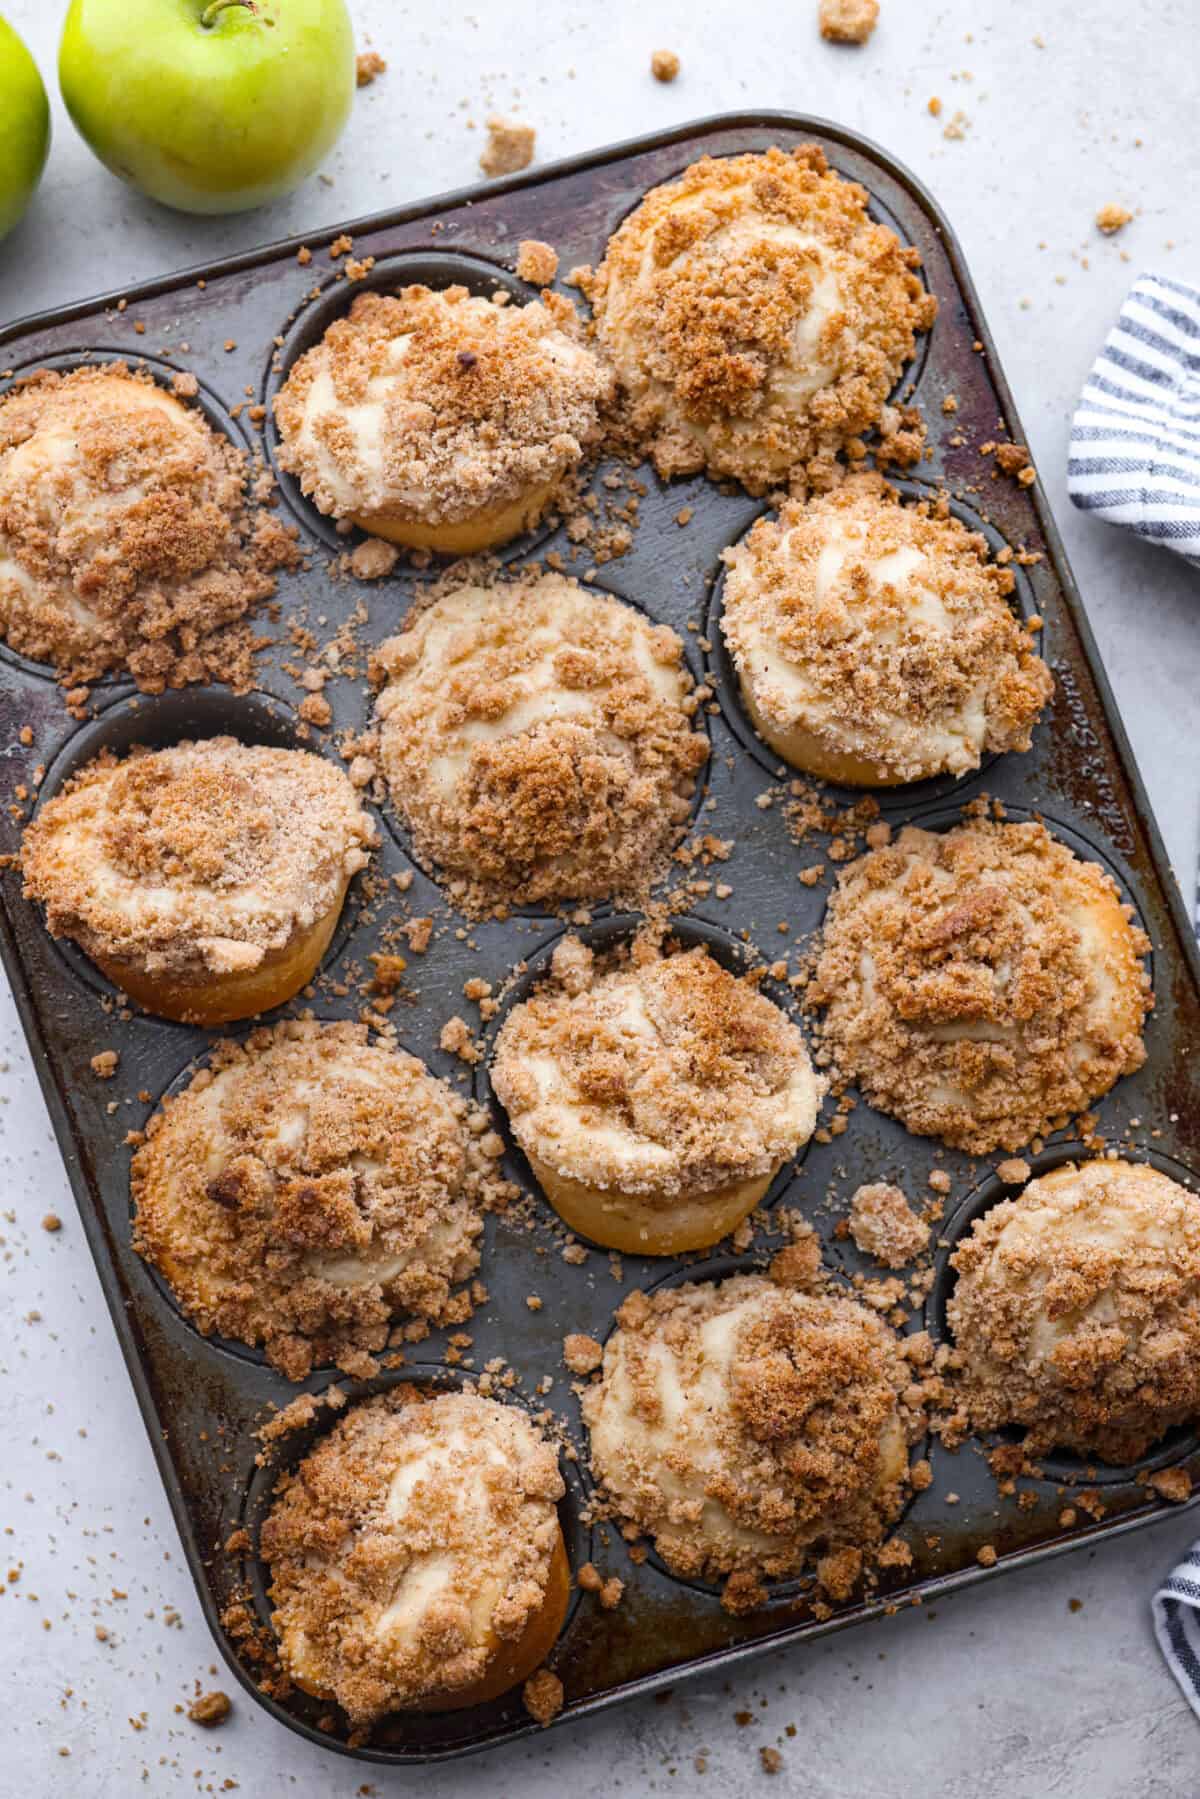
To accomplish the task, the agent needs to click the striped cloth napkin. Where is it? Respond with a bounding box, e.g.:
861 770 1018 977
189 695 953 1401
1154 1557 1200 1720
1067 272 1200 567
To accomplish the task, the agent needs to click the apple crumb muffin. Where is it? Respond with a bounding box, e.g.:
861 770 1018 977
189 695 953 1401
21 736 376 1023
586 145 936 493
132 1019 499 1379
273 284 614 553
374 574 708 916
261 1388 569 1721
945 1159 1200 1463
582 1272 925 1599
720 476 1053 785
0 364 297 688
809 819 1152 1154
492 933 822 1253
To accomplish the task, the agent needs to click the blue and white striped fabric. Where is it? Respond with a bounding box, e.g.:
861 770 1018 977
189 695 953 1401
1154 1552 1200 1720
1068 272 1200 568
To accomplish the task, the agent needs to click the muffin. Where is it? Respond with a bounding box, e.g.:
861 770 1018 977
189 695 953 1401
132 1020 493 1378
492 935 822 1254
587 144 936 493
0 364 294 688
582 1273 924 1595
947 1159 1200 1463
720 477 1053 785
21 737 375 1024
374 575 708 915
261 1388 569 1721
273 284 614 554
809 819 1152 1154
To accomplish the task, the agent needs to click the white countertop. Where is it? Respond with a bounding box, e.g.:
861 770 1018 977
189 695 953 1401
2 2 1199 1794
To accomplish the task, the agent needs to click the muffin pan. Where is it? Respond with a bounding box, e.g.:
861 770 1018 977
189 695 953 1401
1 112 1199 1764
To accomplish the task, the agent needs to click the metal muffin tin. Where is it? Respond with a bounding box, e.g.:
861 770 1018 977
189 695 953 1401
2 113 1198 1764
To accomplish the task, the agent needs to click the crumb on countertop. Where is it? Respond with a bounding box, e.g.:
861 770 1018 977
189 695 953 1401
187 1691 232 1727
651 48 681 81
480 117 536 178
819 0 879 44
1096 203 1133 235
356 50 386 86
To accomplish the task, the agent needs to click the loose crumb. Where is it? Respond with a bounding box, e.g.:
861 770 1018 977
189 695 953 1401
42 1213 62 1232
819 0 878 43
480 117 536 178
563 1332 604 1375
1149 1467 1192 1504
516 239 560 286
523 1667 563 1727
848 1182 930 1268
996 1158 1031 1185
187 1691 231 1727
1096 203 1133 236
355 50 386 86
349 537 400 581
976 1544 998 1568
650 48 681 81
90 1051 119 1079
760 1746 784 1774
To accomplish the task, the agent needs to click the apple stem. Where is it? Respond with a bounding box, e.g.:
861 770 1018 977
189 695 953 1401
200 0 256 25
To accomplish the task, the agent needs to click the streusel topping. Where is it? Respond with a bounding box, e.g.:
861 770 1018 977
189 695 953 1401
0 365 296 689
262 1389 565 1722
721 476 1052 781
582 1274 923 1581
493 936 822 1197
587 145 936 492
374 575 708 915
809 820 1152 1154
133 1020 490 1379
273 285 614 528
22 737 376 977
946 1159 1200 1463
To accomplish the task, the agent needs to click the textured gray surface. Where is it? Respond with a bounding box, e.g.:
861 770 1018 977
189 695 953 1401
1 1 1199 1794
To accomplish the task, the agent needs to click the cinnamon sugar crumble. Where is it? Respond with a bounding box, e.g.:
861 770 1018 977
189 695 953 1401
1095 203 1133 235
848 1183 930 1269
90 1050 119 1079
355 50 386 86
0 365 298 690
650 49 681 81
480 117 536 178
818 0 879 44
516 240 559 286
523 1666 564 1726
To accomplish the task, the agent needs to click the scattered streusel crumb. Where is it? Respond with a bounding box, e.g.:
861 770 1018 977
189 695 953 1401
650 48 681 81
760 1747 784 1775
523 1667 564 1727
355 50 386 86
516 239 560 286
976 1544 998 1568
480 117 536 178
187 1691 231 1727
1149 1467 1192 1504
818 0 878 42
1096 203 1133 235
996 1158 1031 1185
563 1332 604 1375
848 1182 930 1269
349 537 399 581
943 110 970 140
90 1051 119 1079
42 1213 62 1232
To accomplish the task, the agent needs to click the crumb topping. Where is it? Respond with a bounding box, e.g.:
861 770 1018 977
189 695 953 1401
374 575 708 915
587 145 936 493
262 1389 565 1721
946 1160 1200 1462
721 476 1052 781
0 365 296 689
132 1019 492 1378
21 737 376 977
480 117 536 178
583 1273 923 1581
274 286 612 529
848 1182 930 1268
819 0 879 43
493 937 822 1198
810 820 1152 1153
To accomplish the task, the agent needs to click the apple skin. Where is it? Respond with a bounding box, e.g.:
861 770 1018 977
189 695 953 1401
0 17 51 243
58 0 355 215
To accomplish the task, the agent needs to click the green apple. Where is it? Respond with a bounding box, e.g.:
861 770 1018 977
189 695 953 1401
59 0 355 215
0 16 51 243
